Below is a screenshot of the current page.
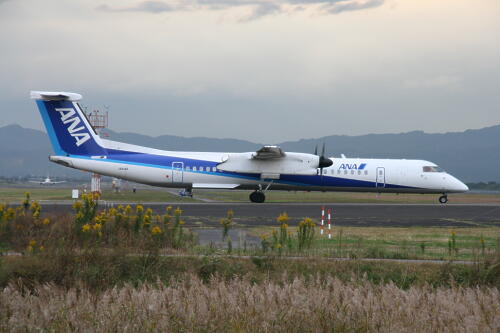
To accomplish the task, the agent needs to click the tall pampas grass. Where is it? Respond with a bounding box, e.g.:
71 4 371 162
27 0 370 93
1 275 498 332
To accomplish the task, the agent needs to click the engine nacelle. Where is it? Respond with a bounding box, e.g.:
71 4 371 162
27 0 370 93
217 152 321 176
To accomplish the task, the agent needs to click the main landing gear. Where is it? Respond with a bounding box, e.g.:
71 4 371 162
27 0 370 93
438 194 448 204
249 191 266 203
179 188 193 197
249 182 273 203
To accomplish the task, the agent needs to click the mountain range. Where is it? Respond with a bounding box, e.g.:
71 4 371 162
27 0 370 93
1 124 499 182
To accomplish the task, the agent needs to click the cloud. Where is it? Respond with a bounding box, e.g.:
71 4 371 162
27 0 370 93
241 2 281 21
97 0 385 18
97 1 173 13
323 0 384 14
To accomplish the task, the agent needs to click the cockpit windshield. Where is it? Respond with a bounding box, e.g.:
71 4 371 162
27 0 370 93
423 166 445 173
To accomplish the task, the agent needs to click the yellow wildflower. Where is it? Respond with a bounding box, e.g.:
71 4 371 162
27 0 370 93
276 212 289 224
39 246 45 252
82 224 91 232
72 201 83 210
166 205 172 213
93 223 102 231
5 208 16 221
151 226 162 235
42 218 50 225
136 205 144 214
174 207 182 216
29 240 37 247
27 246 33 252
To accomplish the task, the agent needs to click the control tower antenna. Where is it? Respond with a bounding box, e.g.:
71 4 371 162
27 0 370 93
86 107 109 195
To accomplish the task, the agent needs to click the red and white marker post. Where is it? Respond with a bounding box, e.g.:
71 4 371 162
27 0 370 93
327 208 332 239
320 206 325 235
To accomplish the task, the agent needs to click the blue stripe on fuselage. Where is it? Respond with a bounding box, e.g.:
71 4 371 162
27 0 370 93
65 149 416 190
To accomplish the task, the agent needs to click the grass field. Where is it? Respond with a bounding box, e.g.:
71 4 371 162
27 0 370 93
0 187 199 203
247 226 500 261
0 194 498 331
2 186 500 203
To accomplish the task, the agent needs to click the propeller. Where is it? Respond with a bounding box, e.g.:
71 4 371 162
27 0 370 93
314 143 333 176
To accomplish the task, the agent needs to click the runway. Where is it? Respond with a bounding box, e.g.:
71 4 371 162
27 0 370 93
36 201 500 227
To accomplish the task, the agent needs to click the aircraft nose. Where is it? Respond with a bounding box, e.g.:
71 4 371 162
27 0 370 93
447 176 469 192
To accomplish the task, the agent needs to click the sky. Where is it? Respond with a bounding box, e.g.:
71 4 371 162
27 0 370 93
0 0 499 142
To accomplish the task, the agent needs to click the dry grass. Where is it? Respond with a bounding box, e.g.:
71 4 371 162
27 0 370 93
0 275 498 332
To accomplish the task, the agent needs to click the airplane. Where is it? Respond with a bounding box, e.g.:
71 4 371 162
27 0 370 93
30 91 469 204
29 176 66 185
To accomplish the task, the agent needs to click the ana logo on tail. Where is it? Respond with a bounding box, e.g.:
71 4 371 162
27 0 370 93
55 108 91 147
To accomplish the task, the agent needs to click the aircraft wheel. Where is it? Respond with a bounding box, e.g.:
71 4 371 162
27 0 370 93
438 195 448 204
249 191 266 203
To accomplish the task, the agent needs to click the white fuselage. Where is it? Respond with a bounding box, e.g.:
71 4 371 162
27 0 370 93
49 138 468 194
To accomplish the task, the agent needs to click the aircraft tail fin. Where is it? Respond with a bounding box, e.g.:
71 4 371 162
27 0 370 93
31 91 107 156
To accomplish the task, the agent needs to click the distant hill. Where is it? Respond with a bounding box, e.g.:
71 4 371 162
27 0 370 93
1 124 499 182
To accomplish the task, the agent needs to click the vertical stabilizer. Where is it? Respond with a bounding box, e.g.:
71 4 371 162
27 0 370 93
31 91 107 156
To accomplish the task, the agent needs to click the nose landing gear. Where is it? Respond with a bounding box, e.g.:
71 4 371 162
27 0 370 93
438 194 448 204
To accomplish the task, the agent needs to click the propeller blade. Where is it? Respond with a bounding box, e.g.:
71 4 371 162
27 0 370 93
321 142 326 157
314 145 318 156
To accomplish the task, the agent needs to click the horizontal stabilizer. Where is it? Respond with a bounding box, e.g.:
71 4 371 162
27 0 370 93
31 91 82 101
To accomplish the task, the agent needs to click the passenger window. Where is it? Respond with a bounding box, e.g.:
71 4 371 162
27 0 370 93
344 170 348 175
193 167 197 171
357 170 361 175
364 170 368 175
212 167 217 172
186 166 191 171
351 170 354 175
337 170 341 175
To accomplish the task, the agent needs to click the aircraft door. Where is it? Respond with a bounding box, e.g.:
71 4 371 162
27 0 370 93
376 167 385 188
171 162 184 183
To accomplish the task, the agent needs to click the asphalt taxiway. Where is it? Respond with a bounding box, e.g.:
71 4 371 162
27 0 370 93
35 201 500 227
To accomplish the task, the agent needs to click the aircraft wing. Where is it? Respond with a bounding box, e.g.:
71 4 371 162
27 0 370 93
29 180 41 183
251 146 286 160
217 146 319 176
192 183 240 189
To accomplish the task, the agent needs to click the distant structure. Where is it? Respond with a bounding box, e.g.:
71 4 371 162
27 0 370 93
86 107 109 194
